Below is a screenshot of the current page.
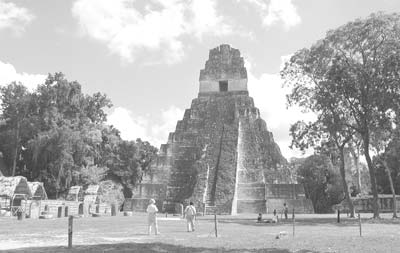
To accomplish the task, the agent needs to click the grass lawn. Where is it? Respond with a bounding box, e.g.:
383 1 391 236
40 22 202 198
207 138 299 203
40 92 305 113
0 212 399 252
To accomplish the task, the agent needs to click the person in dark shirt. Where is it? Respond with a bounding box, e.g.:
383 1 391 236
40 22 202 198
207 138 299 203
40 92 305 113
283 203 288 220
257 213 262 222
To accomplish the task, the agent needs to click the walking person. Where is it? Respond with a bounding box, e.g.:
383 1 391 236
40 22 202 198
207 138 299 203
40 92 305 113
184 201 196 232
146 199 159 235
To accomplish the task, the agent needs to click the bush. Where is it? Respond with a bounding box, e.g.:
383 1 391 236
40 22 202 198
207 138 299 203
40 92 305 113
99 180 125 210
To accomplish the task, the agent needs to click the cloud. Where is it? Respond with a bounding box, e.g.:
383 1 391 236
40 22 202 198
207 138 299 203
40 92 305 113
0 60 46 90
107 107 149 142
0 0 35 34
246 56 314 159
72 0 231 64
151 106 185 143
241 0 301 29
107 106 184 148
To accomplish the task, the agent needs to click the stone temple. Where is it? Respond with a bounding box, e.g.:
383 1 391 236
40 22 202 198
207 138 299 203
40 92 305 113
131 44 313 214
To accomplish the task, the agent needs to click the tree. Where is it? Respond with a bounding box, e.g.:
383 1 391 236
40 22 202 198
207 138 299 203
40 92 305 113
0 72 158 199
297 155 344 213
290 119 356 217
0 83 34 176
373 128 400 218
347 141 363 194
377 133 400 195
282 13 400 218
80 165 108 185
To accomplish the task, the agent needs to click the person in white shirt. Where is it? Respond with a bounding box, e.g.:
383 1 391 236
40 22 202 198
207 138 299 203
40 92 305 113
184 201 196 232
146 199 159 235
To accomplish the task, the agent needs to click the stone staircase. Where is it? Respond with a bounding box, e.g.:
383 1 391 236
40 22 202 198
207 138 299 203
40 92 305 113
203 194 217 215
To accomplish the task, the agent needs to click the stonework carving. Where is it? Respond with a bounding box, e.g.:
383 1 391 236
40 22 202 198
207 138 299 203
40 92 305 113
199 44 247 81
199 44 248 94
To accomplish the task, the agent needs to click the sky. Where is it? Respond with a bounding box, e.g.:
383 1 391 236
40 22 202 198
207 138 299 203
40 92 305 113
1 0 400 159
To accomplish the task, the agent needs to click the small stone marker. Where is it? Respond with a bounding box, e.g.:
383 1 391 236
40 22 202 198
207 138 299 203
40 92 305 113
58 206 62 218
17 208 24 221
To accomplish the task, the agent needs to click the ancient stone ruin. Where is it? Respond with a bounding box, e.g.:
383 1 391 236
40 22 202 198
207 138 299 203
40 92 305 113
133 44 313 214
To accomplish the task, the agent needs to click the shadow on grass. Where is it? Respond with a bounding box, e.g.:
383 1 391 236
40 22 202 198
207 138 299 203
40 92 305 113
217 216 400 227
5 242 320 253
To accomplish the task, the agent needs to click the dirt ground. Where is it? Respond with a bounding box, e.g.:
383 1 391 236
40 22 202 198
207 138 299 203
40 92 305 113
0 212 399 252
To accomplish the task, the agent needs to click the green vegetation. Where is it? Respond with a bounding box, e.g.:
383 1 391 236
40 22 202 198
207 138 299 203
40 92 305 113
282 12 400 217
0 73 157 199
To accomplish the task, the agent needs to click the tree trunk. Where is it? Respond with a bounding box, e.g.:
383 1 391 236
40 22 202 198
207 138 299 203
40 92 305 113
56 163 64 199
11 121 20 176
339 147 355 218
349 145 361 194
382 160 397 218
363 136 380 218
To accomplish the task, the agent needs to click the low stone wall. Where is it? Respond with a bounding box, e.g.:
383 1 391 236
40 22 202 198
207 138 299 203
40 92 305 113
352 195 400 213
132 184 167 199
25 199 113 218
26 200 84 218
265 184 305 199
124 198 164 213
237 200 266 213
266 198 314 214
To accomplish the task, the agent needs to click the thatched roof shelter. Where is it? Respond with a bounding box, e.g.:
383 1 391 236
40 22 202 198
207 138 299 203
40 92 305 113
28 182 48 200
0 176 32 198
66 186 83 201
84 194 100 204
85 184 102 195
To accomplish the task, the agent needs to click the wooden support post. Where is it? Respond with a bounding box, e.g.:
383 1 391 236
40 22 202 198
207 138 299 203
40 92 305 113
214 213 218 238
292 208 295 237
337 209 340 223
358 213 362 237
68 215 73 248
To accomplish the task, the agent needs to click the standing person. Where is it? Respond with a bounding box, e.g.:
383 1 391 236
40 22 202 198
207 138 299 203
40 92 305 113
146 199 159 235
283 203 288 220
184 201 196 232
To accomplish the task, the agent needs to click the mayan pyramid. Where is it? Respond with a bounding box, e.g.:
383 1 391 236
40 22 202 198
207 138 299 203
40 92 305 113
132 44 313 214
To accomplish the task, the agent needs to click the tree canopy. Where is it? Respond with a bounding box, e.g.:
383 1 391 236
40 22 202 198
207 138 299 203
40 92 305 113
0 73 158 198
282 12 400 218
